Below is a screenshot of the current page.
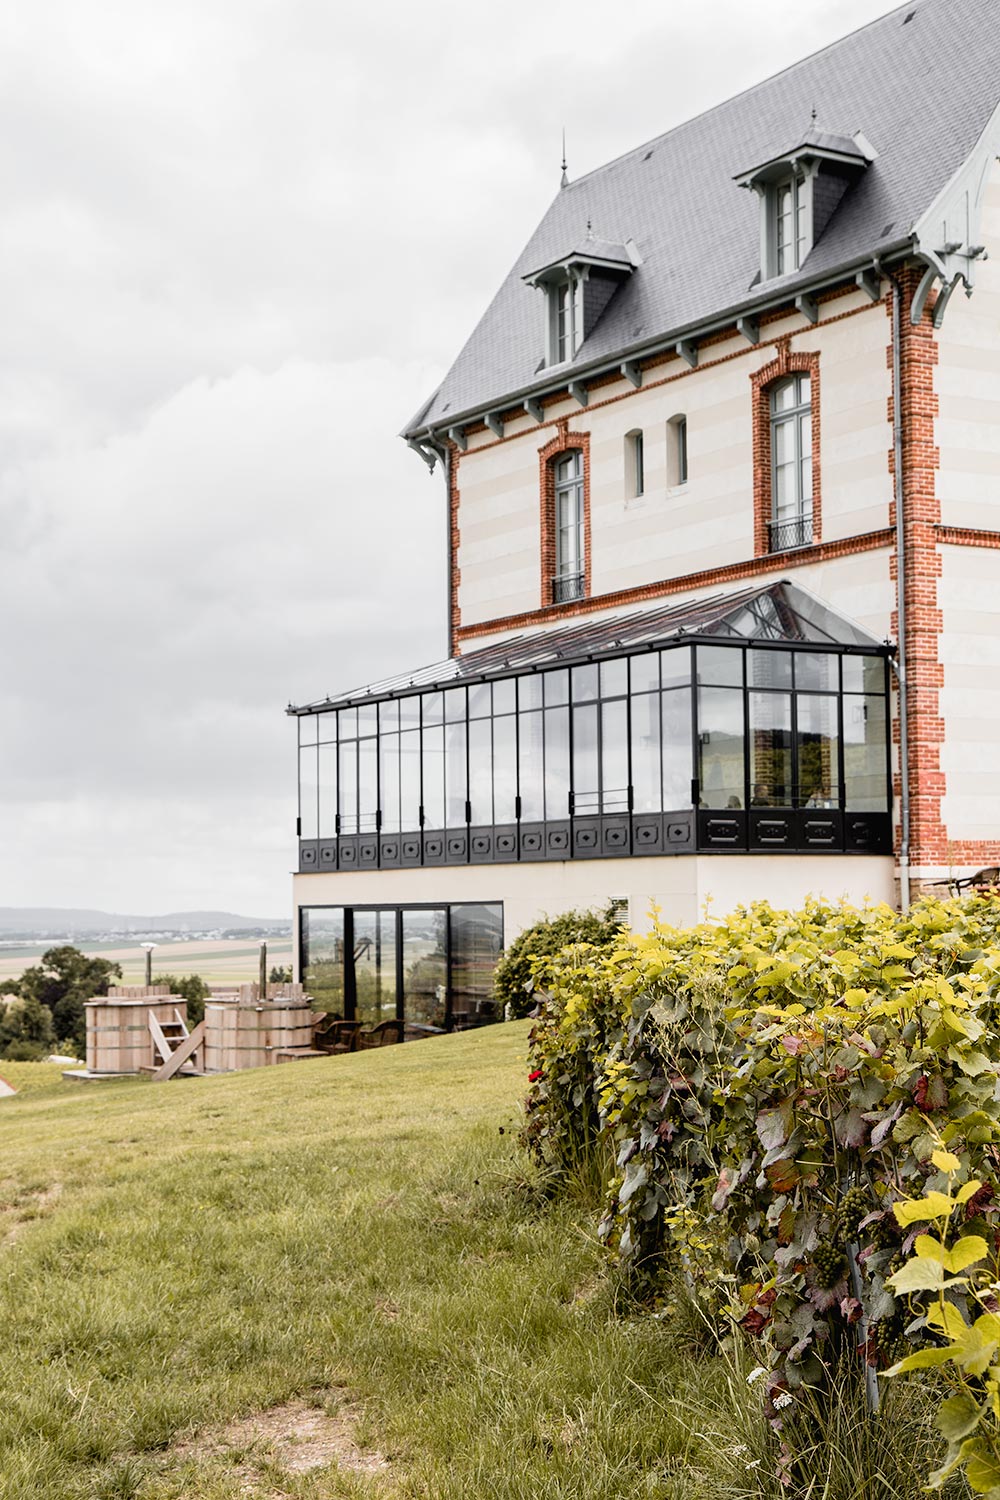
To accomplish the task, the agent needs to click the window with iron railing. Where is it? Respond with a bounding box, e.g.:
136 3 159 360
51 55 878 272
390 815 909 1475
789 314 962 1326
769 375 813 552
553 449 584 603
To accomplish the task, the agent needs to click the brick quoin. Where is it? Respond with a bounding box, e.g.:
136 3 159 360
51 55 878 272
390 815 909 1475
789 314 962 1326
448 443 461 651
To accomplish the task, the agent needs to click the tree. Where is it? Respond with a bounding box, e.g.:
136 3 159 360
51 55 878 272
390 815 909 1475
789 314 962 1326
0 993 55 1060
269 965 292 984
152 974 210 1028
13 946 121 1052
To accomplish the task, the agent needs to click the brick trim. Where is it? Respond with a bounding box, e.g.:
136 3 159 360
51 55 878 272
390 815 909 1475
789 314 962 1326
454 528 893 645
448 446 461 653
750 342 822 557
935 525 1000 549
538 420 591 608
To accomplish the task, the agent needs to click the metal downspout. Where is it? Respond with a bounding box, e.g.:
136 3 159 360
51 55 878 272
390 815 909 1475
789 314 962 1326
885 270 911 911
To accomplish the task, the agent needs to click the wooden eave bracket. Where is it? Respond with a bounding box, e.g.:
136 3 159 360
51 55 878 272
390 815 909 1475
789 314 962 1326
620 360 642 387
795 294 819 325
675 339 698 368
485 412 505 438
568 381 589 407
736 316 760 346
523 397 545 422
447 426 467 451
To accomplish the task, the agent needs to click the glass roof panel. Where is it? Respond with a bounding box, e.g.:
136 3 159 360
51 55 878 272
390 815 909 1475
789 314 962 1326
289 581 886 714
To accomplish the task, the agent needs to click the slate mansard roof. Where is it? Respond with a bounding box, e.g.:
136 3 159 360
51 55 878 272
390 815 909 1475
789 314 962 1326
406 0 1000 440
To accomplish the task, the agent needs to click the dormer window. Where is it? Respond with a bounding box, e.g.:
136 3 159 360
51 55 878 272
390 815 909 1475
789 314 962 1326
524 235 639 368
553 277 584 363
734 126 874 283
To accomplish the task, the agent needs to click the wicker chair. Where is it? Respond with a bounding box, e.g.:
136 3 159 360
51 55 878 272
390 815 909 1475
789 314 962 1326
313 1018 360 1054
355 1019 404 1050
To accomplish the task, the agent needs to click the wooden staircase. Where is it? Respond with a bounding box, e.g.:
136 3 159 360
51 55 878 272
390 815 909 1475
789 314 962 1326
144 1009 206 1081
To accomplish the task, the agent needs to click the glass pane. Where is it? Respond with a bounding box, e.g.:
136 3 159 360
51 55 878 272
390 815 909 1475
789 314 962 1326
422 724 445 829
357 703 378 737
842 656 886 695
518 709 544 822
358 737 378 831
600 658 628 699
544 669 569 706
629 653 660 696
797 694 840 808
317 711 337 743
795 652 838 692
339 707 357 740
601 699 629 813
698 687 745 809
300 908 344 1017
318 742 337 838
631 693 661 813
573 703 599 816
422 692 443 727
444 688 466 723
544 706 570 820
399 694 421 728
493 714 517 823
353 910 397 1027
749 649 792 689
402 909 448 1028
493 678 516 716
661 648 691 689
338 740 357 833
749 691 792 807
663 687 693 808
400 729 421 832
844 696 889 811
518 675 543 712
379 734 400 834
468 682 492 719
572 663 599 703
468 717 493 825
450 904 503 1025
299 744 319 839
300 715 318 746
379 700 399 734
445 720 467 827
697 646 743 687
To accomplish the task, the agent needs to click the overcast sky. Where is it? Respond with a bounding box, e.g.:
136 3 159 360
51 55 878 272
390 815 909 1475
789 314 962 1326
0 0 898 917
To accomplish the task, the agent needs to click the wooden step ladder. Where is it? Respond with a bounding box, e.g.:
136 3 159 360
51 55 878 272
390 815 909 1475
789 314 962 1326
145 1008 206 1081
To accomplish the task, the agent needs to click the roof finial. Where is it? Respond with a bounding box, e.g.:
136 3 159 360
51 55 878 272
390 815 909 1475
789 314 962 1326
811 104 818 124
586 217 593 240
560 127 568 189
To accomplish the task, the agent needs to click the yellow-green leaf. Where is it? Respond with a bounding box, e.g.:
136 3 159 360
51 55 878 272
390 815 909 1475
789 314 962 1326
932 1149 962 1173
948 1235 990 1273
886 1347 954 1375
887 1257 945 1293
894 1191 955 1226
936 1392 981 1442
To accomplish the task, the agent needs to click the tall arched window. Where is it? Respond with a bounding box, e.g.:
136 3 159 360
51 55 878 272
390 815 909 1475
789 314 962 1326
769 374 812 551
553 449 584 602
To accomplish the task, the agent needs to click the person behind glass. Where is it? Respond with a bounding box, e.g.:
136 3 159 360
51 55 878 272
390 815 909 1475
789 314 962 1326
751 782 772 807
805 783 832 808
726 794 742 809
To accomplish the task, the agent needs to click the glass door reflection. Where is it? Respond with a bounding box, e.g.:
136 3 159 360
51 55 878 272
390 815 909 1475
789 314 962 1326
402 909 448 1028
351 910 397 1026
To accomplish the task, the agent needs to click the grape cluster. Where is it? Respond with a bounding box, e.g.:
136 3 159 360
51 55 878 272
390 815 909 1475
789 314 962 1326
838 1184 872 1240
870 1319 905 1366
812 1240 847 1289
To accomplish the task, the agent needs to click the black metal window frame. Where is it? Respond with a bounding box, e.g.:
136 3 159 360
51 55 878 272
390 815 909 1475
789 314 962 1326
297 899 504 1028
296 637 893 870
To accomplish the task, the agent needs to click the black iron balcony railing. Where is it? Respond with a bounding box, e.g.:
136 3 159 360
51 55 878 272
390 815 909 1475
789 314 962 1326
768 515 814 553
552 572 585 603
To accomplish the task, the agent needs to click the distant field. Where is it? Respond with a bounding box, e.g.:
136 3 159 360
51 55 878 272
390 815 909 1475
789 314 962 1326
0 936 294 988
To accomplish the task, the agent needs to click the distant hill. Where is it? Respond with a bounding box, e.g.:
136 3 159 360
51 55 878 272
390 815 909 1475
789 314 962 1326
0 908 289 938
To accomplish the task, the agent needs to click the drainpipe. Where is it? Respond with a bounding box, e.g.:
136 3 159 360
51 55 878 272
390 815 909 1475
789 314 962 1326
882 265 911 912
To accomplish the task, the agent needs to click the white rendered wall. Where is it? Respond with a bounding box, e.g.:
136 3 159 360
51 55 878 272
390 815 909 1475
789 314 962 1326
292 855 895 971
455 289 893 630
938 543 1000 842
936 158 1000 532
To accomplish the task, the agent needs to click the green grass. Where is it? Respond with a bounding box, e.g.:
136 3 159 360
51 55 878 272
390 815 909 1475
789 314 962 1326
0 1027 954 1499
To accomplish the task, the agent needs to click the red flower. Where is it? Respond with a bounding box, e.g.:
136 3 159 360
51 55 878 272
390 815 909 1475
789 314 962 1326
528 1068 544 1083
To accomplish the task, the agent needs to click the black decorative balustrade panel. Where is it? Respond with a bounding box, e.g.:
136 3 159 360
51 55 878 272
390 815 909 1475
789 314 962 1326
768 515 814 552
551 572 585 603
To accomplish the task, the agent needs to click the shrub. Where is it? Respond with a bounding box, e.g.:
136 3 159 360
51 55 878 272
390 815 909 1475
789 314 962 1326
152 973 210 1028
0 992 55 1060
521 893 1000 1487
495 906 623 1020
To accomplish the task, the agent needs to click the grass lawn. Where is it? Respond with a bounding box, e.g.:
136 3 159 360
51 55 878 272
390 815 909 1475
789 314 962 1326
0 1029 947 1500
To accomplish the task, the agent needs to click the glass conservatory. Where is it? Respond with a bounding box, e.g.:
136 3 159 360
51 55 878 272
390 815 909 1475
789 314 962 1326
291 582 894 873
